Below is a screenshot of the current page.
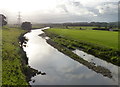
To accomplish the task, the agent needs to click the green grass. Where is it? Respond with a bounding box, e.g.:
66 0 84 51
44 28 119 66
46 28 118 50
68 26 118 30
32 26 42 29
2 27 28 85
68 26 98 30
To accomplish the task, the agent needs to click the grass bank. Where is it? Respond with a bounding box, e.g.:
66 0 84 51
44 28 119 66
46 39 112 78
2 27 38 85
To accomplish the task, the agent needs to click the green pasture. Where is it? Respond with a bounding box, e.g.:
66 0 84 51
68 26 97 30
46 28 118 50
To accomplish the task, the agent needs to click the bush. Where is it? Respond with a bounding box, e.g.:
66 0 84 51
21 22 32 30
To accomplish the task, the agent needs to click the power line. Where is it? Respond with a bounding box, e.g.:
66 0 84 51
17 12 22 27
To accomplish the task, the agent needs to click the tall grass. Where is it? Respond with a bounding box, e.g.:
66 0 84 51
2 27 28 85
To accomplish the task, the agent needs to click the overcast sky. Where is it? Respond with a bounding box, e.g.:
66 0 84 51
0 0 119 24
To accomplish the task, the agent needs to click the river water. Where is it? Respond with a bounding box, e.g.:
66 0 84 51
23 27 118 85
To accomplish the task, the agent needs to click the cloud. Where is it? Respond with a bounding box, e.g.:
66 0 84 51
90 2 118 22
57 4 69 13
96 3 118 14
72 1 81 7
0 0 118 23
56 0 97 17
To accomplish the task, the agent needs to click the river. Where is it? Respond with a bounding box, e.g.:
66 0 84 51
23 27 118 85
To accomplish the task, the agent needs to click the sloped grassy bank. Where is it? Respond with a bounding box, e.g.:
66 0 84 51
2 27 38 86
44 29 120 66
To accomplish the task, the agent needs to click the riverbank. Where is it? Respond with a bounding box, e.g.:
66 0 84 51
20 27 118 85
40 31 113 79
44 29 119 66
45 38 113 79
2 27 39 85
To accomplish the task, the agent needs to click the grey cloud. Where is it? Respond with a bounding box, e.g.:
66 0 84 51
92 2 118 22
57 4 69 13
72 1 82 7
57 0 97 16
96 2 118 14
56 1 83 14
1 0 118 24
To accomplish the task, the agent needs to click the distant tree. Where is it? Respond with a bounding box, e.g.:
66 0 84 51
108 24 114 29
0 14 7 26
66 25 68 29
21 22 32 30
97 25 101 29
104 23 108 29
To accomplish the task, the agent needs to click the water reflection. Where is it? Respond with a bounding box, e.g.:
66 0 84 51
23 28 118 85
73 49 118 82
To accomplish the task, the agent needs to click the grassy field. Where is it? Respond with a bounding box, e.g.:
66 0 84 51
46 28 118 50
2 27 28 85
68 26 118 30
68 26 97 30
44 28 119 66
